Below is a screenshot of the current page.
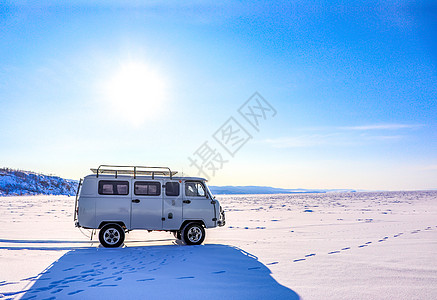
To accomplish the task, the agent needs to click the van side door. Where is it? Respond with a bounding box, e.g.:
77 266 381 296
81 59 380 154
183 181 216 228
162 181 183 230
130 180 163 230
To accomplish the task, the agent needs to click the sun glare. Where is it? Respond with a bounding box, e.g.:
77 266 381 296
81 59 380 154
102 61 167 126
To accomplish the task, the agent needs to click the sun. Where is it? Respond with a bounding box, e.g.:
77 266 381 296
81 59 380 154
102 61 167 126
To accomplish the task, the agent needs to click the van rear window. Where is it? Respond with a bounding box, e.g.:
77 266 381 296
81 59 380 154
98 180 129 195
134 181 161 196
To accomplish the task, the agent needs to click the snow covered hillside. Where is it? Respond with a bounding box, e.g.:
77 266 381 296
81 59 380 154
1 191 436 299
0 168 78 196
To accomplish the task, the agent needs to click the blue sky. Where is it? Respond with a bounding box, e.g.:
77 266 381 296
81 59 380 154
1 1 436 190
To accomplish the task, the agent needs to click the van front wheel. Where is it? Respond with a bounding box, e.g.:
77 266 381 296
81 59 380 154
182 223 205 245
99 223 125 248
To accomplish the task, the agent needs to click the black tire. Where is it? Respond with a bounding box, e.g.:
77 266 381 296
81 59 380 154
181 223 205 245
99 223 125 248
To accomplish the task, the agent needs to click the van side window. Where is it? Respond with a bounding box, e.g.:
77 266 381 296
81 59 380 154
135 181 161 196
165 182 180 196
185 182 206 197
98 180 129 195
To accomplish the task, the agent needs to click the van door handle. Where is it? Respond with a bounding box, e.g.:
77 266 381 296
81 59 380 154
183 200 191 204
132 199 140 203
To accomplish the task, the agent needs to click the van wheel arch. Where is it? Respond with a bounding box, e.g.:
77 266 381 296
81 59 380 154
179 220 205 232
98 221 126 230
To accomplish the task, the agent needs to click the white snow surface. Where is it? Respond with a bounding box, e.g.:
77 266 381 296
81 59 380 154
1 191 437 299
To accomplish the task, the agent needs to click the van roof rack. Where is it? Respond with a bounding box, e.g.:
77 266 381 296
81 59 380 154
91 165 178 179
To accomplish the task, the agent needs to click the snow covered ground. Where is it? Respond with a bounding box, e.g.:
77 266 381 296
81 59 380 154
1 191 437 299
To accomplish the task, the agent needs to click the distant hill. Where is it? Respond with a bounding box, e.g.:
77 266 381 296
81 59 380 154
0 168 78 196
209 185 356 195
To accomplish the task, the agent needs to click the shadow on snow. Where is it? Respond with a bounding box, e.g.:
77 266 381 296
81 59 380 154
13 244 299 299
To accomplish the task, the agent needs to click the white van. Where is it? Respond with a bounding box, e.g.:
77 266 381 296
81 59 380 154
74 165 225 247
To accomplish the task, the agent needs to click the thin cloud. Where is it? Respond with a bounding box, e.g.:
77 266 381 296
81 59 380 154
262 132 407 149
340 124 423 131
420 165 437 171
261 124 422 149
363 135 405 141
261 133 360 148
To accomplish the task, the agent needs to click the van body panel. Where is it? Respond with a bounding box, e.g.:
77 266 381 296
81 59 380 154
77 196 96 228
182 180 216 228
130 179 163 230
80 176 96 197
162 197 183 230
95 195 131 228
162 180 183 230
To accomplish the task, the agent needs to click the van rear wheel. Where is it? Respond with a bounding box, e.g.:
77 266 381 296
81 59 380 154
99 223 125 248
182 223 205 245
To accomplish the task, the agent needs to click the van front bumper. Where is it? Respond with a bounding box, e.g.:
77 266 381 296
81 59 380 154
217 206 226 227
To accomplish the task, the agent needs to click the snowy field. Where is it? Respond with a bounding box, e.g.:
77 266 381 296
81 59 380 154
1 191 437 299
